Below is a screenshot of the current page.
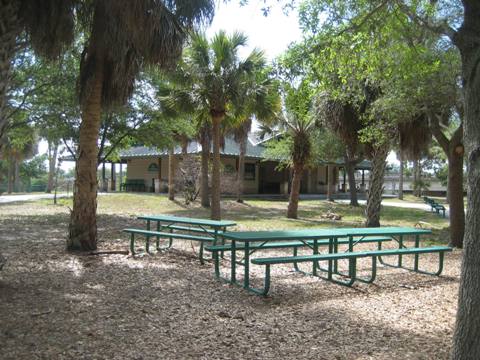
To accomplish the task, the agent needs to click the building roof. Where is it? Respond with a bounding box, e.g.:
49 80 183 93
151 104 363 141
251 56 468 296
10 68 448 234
63 133 372 170
119 136 265 160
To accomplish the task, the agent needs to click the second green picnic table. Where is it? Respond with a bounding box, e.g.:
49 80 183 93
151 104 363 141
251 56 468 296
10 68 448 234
206 226 450 295
125 215 236 263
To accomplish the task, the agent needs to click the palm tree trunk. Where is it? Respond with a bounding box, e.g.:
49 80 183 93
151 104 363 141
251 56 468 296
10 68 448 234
412 159 418 197
0 0 20 143
398 150 404 200
68 60 104 251
327 165 334 201
365 144 388 227
110 162 116 191
168 148 175 201
236 135 247 203
14 157 20 192
7 153 13 194
211 113 223 220
46 142 58 193
200 136 210 208
345 160 359 206
287 163 303 219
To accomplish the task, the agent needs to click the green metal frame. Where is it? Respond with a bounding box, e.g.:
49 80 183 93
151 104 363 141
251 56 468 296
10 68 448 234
128 219 228 262
377 235 446 276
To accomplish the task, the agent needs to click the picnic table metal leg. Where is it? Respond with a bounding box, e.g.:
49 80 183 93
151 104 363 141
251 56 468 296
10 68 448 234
354 256 377 284
398 235 403 267
333 237 339 274
244 242 250 289
156 221 161 250
293 247 300 272
312 239 318 276
328 238 333 280
146 220 151 254
414 234 420 271
130 233 135 255
231 240 237 284
348 236 354 278
199 243 205 265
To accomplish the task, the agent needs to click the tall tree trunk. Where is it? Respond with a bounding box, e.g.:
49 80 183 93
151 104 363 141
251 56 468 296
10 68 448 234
101 162 107 192
429 117 465 248
110 162 116 191
200 136 210 208
236 135 247 203
168 148 175 201
448 150 465 248
0 0 20 144
452 3 480 355
412 159 420 197
46 142 58 193
211 113 223 220
365 144 388 227
345 160 359 206
68 60 104 251
398 150 404 200
287 163 303 219
327 165 334 201
13 157 20 192
7 153 13 194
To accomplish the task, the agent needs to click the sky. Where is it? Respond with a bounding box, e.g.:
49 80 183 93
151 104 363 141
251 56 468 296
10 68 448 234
39 2 398 169
206 1 302 61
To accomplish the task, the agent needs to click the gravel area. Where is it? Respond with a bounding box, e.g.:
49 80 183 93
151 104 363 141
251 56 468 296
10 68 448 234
0 201 460 359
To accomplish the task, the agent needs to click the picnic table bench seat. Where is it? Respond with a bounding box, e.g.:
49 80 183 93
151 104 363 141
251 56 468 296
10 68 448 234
123 228 213 258
250 245 452 296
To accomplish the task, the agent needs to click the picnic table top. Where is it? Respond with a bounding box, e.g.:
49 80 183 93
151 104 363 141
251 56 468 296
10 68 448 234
137 214 237 228
221 226 432 242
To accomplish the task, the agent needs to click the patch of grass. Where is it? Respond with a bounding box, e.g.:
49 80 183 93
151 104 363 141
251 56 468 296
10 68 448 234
32 193 450 244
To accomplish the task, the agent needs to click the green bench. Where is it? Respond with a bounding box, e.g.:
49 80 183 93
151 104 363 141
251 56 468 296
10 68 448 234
121 179 146 192
250 246 452 296
123 228 213 263
424 197 446 217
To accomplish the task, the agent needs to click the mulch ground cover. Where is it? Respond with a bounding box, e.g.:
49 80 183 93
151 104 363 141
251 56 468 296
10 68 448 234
0 201 460 359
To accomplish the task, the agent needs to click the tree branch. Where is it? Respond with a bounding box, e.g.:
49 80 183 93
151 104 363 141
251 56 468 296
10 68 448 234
394 0 457 41
428 113 450 153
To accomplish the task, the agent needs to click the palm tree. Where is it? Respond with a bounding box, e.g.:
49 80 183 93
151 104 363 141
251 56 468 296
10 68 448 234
285 115 315 219
161 31 266 220
0 0 75 144
230 71 280 203
197 121 211 208
68 1 214 250
313 93 363 206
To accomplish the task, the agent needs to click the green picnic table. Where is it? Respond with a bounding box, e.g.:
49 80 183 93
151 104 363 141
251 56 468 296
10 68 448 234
207 226 451 296
124 215 236 263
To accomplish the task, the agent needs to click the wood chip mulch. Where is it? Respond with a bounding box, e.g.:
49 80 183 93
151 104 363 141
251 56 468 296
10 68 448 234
0 202 460 359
